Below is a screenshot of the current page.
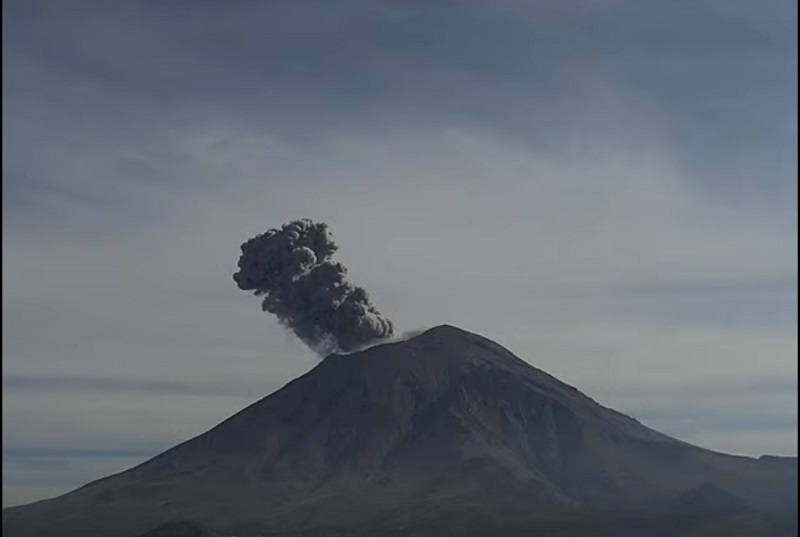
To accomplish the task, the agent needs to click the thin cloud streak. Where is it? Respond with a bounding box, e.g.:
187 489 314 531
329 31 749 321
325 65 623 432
592 276 798 298
3 447 160 460
2 374 278 398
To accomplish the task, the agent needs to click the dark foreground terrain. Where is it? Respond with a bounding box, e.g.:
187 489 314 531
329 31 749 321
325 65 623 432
136 511 798 537
4 325 797 537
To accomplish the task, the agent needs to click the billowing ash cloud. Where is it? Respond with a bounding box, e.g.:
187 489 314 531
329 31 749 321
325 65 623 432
233 219 394 355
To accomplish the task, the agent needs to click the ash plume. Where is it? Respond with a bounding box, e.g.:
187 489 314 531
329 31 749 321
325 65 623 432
233 219 394 355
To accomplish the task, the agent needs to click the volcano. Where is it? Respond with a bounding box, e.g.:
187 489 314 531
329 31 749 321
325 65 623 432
3 325 797 536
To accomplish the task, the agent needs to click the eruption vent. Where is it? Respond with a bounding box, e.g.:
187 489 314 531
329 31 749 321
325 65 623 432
233 219 394 355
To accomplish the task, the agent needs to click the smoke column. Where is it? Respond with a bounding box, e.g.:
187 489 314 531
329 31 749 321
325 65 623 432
233 219 394 355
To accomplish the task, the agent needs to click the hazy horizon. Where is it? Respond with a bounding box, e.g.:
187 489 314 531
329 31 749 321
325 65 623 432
3 0 797 507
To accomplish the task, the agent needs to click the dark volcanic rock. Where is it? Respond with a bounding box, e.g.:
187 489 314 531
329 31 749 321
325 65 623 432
673 484 748 514
3 325 797 537
135 521 220 537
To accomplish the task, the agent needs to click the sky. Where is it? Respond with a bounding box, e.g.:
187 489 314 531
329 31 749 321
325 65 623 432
2 0 797 508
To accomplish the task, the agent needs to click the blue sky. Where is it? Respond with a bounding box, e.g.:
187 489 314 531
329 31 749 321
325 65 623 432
3 0 797 507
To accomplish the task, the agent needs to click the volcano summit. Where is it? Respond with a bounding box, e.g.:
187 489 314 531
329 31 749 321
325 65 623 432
3 325 797 537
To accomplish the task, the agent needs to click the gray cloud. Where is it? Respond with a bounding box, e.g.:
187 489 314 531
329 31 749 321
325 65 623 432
4 1 796 204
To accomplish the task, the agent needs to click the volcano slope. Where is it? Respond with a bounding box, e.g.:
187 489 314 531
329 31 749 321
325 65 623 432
3 325 797 536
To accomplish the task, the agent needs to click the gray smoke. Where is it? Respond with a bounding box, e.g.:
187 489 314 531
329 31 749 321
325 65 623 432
233 219 394 355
